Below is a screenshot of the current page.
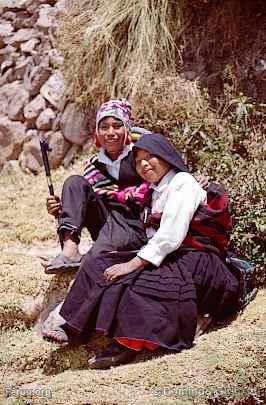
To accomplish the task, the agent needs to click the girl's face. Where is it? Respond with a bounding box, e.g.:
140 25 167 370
135 149 171 184
97 116 127 158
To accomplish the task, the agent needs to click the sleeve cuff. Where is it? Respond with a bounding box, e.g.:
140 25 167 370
137 243 165 267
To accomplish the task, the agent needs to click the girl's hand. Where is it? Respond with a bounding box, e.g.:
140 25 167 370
104 256 149 282
104 263 134 282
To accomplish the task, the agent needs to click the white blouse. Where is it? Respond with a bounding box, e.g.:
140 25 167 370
137 170 207 267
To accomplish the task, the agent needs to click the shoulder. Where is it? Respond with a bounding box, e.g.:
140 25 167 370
170 172 199 188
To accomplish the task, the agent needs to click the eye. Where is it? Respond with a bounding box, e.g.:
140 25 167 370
113 123 123 130
99 125 108 131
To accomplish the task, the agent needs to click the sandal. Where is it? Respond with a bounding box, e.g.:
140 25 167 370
44 253 83 275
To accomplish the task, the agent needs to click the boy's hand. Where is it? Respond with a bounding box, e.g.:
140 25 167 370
46 195 62 217
194 174 209 190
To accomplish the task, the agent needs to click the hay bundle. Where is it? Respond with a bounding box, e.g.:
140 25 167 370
58 0 182 110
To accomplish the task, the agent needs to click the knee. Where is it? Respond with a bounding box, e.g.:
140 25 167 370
63 175 89 191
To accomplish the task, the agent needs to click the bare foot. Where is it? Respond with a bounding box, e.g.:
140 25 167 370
21 294 45 322
42 326 69 343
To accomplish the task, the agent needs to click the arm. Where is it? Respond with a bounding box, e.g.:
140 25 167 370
104 173 206 282
138 172 207 267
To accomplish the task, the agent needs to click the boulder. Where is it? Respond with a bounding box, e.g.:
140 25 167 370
40 72 65 110
4 28 40 48
1 12 16 21
20 37 40 54
24 64 51 96
63 144 80 168
0 44 16 64
36 5 55 32
1 159 22 176
19 129 69 173
48 48 64 68
13 10 31 30
43 130 70 169
13 56 31 80
0 117 26 168
0 21 14 39
54 0 68 16
23 94 46 128
36 108 55 130
60 103 89 146
19 133 43 173
0 81 22 116
8 86 29 121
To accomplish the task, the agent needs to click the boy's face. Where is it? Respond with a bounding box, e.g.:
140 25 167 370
97 116 126 157
135 149 171 184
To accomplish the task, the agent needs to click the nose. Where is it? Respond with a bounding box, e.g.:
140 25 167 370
106 125 115 137
140 159 149 169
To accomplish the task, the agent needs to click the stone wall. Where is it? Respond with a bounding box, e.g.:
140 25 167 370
0 0 92 174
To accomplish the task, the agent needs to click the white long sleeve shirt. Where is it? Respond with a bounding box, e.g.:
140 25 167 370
137 170 207 267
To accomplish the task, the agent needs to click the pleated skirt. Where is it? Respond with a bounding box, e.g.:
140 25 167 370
60 246 239 352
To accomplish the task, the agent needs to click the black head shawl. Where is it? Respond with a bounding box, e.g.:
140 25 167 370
133 133 188 173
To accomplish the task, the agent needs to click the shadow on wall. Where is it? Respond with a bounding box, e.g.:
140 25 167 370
179 0 266 104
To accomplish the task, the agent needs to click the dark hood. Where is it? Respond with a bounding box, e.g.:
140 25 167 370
133 133 188 173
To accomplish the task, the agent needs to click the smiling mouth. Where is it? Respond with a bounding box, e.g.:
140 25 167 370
143 169 153 175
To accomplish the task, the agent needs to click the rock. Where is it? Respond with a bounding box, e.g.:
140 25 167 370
13 11 38 30
0 44 16 64
24 128 38 143
36 5 55 32
19 134 43 173
24 64 51 96
43 130 70 169
1 59 13 74
1 159 22 176
0 81 21 116
8 86 29 120
54 0 69 16
1 12 16 21
52 112 61 131
60 103 89 146
63 144 80 168
23 94 46 128
48 48 64 68
20 129 69 173
40 72 65 110
13 57 31 80
36 108 55 130
0 117 26 168
0 21 14 39
20 37 40 53
4 28 40 48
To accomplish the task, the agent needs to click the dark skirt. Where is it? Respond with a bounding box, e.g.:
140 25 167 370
60 245 239 352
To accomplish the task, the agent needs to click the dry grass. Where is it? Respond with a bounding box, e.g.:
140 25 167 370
0 158 265 404
57 0 182 108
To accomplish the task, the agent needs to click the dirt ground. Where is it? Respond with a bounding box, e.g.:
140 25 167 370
0 159 265 404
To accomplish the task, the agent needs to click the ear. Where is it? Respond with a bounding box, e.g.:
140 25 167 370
125 132 132 145
93 131 101 148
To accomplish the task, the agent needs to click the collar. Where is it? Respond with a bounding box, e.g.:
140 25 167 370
150 169 177 192
97 144 133 166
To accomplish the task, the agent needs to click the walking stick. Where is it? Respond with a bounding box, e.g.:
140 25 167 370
39 137 55 197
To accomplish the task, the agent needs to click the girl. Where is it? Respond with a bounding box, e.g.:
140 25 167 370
43 133 239 369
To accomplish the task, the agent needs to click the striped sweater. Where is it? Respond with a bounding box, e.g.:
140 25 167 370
83 155 150 204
